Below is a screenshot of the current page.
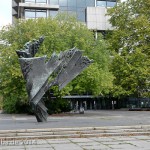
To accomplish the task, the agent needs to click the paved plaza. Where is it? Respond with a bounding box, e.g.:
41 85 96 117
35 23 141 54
0 110 150 149
0 110 150 130
0 135 150 150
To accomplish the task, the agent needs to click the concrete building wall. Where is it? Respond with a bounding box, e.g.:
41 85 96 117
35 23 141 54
86 7 113 31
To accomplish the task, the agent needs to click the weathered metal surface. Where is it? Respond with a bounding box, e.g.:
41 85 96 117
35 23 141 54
16 36 92 122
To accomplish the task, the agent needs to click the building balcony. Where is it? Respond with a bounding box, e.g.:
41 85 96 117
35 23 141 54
19 2 59 10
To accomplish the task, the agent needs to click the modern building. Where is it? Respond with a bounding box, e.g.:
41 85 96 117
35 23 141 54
12 0 116 31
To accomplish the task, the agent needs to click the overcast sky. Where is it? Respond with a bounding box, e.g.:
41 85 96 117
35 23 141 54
0 0 12 29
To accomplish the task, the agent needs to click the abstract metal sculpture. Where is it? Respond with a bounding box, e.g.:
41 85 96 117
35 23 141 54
16 36 92 122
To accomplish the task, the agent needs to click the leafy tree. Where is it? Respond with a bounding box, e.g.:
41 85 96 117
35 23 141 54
107 0 150 98
0 14 113 113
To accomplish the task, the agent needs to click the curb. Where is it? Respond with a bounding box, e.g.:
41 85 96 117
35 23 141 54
0 125 150 140
1 125 150 133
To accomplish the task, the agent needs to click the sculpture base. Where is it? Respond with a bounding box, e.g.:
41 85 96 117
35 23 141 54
34 101 48 122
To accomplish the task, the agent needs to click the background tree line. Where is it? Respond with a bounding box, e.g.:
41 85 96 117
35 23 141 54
0 14 113 113
107 0 150 99
0 0 149 113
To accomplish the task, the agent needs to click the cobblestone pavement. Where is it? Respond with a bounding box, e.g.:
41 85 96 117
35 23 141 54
0 135 150 150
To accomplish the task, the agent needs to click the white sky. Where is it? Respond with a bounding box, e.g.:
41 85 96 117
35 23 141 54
0 0 12 29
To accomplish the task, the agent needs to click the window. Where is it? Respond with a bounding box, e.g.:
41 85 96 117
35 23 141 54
68 0 76 7
97 0 106 7
77 0 86 7
77 7 85 13
25 0 47 3
86 0 95 7
36 0 47 3
67 6 76 11
49 0 59 5
25 9 35 18
25 9 47 19
59 0 67 6
25 0 35 3
77 7 85 22
68 0 76 11
77 11 85 22
36 10 47 18
59 6 68 11
107 1 116 7
49 10 58 18
96 0 116 7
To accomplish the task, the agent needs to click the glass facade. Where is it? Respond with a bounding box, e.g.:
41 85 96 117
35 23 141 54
25 0 47 3
86 0 95 6
36 10 47 17
25 10 35 18
59 0 95 22
36 0 47 3
97 1 106 7
24 0 116 22
25 9 47 19
59 0 67 6
49 0 59 5
96 0 116 7
107 1 116 7
49 10 58 18
25 0 35 2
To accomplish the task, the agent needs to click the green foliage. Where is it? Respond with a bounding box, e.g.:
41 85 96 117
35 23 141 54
107 0 150 98
71 63 113 96
45 98 71 115
0 14 112 113
0 96 3 110
2 93 30 113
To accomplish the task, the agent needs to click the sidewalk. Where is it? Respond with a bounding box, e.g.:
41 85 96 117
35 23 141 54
0 135 150 150
0 110 150 149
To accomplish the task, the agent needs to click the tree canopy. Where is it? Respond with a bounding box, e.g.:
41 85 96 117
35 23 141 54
107 0 150 98
0 14 113 113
